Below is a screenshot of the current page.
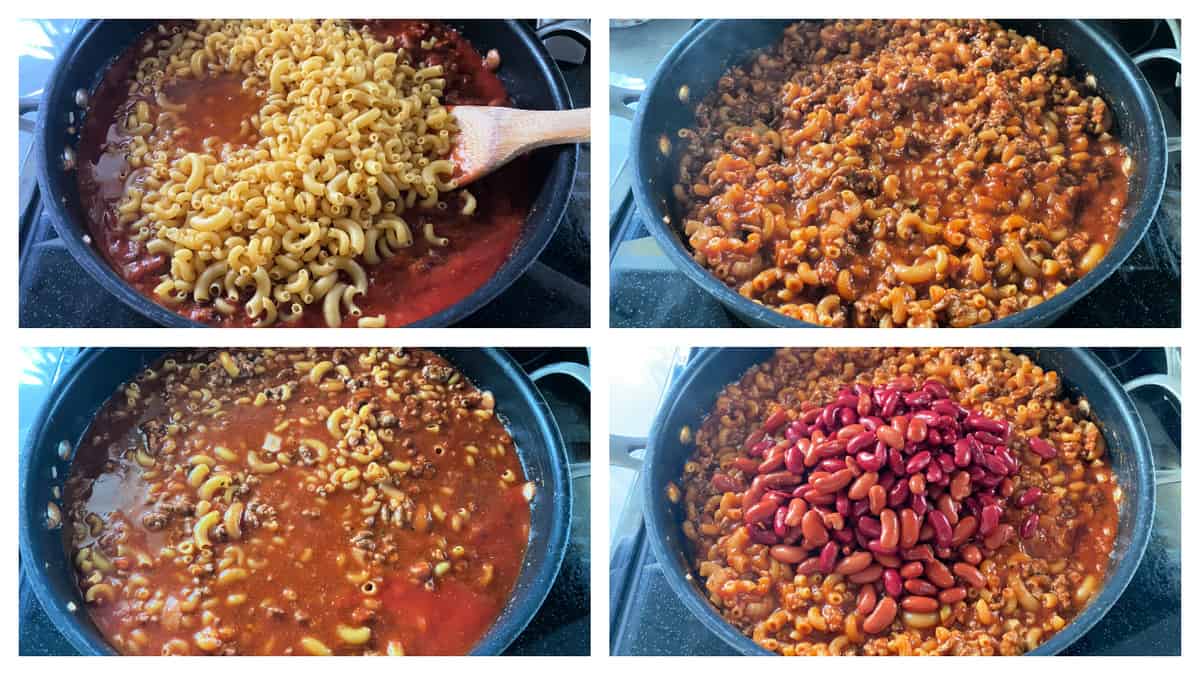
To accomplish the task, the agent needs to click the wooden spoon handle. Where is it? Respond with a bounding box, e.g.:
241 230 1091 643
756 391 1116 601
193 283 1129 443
502 108 591 151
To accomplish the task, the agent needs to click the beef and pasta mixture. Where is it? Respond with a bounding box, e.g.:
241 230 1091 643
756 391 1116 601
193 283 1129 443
676 348 1120 655
78 20 529 327
62 348 533 655
673 21 1131 326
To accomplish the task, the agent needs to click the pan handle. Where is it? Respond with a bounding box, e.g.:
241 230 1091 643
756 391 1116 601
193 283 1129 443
1121 349 1181 487
610 83 643 120
19 95 39 134
610 434 647 471
1131 19 1181 154
529 361 591 480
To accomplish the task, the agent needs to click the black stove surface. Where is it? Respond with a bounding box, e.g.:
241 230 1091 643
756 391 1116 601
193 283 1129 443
18 20 590 329
609 347 1180 655
610 19 1180 329
19 347 591 655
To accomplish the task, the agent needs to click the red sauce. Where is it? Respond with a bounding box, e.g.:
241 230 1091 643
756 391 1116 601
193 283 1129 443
75 20 530 327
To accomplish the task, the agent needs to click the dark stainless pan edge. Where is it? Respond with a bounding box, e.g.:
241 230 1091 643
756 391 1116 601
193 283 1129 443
19 347 573 655
34 19 579 328
642 347 1154 655
630 19 1168 328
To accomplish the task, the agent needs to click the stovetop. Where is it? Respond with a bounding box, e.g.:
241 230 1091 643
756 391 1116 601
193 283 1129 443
17 19 590 328
609 347 1180 655
18 347 591 656
609 20 1181 328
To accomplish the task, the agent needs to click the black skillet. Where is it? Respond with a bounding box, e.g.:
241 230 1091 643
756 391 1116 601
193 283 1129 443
628 20 1167 327
19 348 574 654
636 348 1155 654
33 20 578 327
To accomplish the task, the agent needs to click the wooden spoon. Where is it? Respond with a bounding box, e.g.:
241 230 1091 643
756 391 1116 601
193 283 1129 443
451 106 590 186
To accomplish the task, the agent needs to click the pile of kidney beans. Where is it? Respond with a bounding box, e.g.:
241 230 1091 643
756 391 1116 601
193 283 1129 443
715 375 1058 634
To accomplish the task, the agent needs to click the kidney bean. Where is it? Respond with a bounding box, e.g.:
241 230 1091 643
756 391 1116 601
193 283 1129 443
952 439 972 467
867 539 896 556
924 559 955 589
823 511 845 531
873 551 902 568
899 508 921 549
835 423 865 441
757 450 786 475
813 468 854 494
901 595 939 613
1017 487 1043 508
795 558 822 575
769 543 809 565
879 391 901 419
905 451 932 475
1020 513 1039 539
839 407 857 426
800 509 829 547
800 407 822 425
876 425 904 449
951 516 978 546
847 471 879 501
948 470 972 500
856 584 878 616
835 492 851 517
748 524 779 545
958 543 982 566
882 568 903 597
983 523 1014 550
936 494 959 525
761 408 790 434
862 596 898 634
818 458 847 473
931 399 957 416
907 417 928 444
764 473 803 491
952 561 986 588
938 586 967 604
773 504 790 537
973 430 1006 446
745 496 780 524
926 462 945 485
977 502 1002 537
841 565 878 589
879 508 900 550
816 440 847 459
834 550 873 576
732 457 759 474
781 499 806 529
908 473 926 495
868 484 887 514
910 492 928 518
927 509 953 548
899 561 924 578
904 578 938 596
903 544 933 562
818 541 839 573
854 391 871 417
999 477 1015 498
784 420 808 442
805 490 835 506
965 413 1009 437
845 430 875 456
887 480 910 508
1028 436 1058 459
783 445 804 474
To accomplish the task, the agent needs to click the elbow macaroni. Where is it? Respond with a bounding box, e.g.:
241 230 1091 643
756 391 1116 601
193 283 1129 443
115 20 476 327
